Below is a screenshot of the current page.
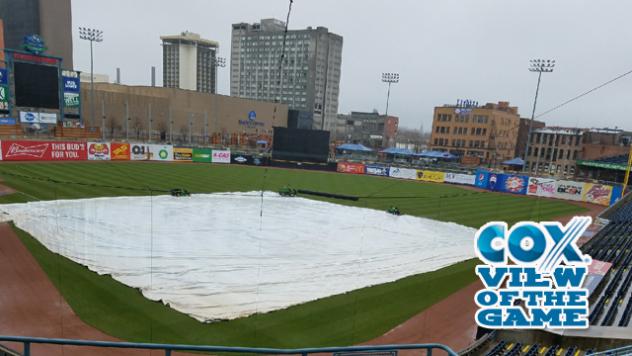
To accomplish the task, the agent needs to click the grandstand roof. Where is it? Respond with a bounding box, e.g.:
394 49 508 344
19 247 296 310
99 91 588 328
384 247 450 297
577 154 630 171
336 143 373 152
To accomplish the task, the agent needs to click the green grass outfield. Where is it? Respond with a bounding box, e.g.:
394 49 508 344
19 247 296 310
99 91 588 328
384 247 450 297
0 162 587 347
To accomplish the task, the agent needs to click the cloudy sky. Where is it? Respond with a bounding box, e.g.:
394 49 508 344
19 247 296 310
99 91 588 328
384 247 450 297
71 0 632 130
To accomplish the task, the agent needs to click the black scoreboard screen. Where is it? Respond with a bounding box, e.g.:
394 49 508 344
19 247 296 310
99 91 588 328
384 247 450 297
14 62 60 109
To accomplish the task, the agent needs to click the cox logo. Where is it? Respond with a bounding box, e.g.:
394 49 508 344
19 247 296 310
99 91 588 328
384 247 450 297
476 216 592 273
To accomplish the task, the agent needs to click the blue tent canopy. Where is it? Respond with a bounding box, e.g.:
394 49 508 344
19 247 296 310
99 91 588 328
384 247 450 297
502 157 525 166
415 150 457 159
336 143 373 152
381 147 415 156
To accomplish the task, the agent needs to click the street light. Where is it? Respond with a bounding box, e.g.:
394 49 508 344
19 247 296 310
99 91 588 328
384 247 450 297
381 72 399 116
79 27 104 129
523 59 555 172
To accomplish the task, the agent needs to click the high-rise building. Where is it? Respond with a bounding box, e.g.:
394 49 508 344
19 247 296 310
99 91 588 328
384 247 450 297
230 18 343 132
0 0 73 69
430 101 521 164
161 31 219 94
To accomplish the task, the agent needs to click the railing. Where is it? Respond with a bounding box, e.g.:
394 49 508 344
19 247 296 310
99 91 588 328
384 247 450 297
587 344 632 356
0 336 458 356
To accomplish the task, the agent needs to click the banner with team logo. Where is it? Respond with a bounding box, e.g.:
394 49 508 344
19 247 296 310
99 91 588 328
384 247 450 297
211 150 231 164
582 183 613 206
527 177 556 197
1 140 87 161
87 142 111 160
148 144 174 161
110 143 130 160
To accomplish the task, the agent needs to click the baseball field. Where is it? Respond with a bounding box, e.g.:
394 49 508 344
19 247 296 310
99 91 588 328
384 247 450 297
0 162 587 348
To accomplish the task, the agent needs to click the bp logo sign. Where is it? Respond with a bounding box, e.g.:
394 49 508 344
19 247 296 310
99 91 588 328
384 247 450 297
159 149 168 159
474 216 592 329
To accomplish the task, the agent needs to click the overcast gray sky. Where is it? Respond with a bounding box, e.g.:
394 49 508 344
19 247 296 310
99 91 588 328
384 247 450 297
71 0 632 130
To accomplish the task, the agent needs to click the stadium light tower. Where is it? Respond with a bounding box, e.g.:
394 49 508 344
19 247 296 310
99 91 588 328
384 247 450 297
213 56 226 93
382 72 399 116
523 59 555 172
79 27 104 128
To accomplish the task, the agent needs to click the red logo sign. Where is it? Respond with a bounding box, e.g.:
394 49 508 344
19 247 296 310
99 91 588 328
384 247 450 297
1 140 87 161
337 162 366 174
5 142 49 159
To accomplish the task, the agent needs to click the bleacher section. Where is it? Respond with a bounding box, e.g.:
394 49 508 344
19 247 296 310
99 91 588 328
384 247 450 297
583 198 632 327
482 341 588 356
578 154 630 171
472 197 632 355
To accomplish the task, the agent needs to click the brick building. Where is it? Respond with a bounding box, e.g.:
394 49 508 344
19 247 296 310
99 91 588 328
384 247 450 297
430 101 520 164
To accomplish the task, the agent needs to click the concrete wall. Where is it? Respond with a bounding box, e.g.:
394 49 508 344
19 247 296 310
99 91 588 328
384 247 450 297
80 83 288 145
38 0 73 69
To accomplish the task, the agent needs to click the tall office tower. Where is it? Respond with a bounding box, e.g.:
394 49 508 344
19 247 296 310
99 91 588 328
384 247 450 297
231 19 343 132
0 0 74 69
161 31 219 93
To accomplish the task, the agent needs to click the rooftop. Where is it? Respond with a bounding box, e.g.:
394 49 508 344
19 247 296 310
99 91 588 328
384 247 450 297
160 31 219 47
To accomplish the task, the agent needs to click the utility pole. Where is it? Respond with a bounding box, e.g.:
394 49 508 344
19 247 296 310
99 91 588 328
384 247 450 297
148 103 153 143
125 100 129 141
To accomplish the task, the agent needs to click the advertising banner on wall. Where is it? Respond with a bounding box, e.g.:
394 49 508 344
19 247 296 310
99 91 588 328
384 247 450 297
416 170 445 183
130 144 149 160
366 164 389 176
496 174 529 195
555 180 584 201
1 140 87 161
212 150 231 164
0 69 7 112
337 162 366 174
582 183 613 206
610 185 623 206
87 142 111 160
474 169 490 189
389 167 417 180
584 260 612 295
231 154 269 166
39 113 57 124
148 144 174 161
174 147 193 161
20 111 39 124
192 148 212 163
63 72 81 109
527 177 556 197
444 173 476 185
110 143 130 160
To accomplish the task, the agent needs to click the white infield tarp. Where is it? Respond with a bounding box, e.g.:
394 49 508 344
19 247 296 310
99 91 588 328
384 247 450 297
0 192 475 321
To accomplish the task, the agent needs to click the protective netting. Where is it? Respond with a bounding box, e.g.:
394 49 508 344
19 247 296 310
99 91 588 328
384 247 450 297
0 192 475 321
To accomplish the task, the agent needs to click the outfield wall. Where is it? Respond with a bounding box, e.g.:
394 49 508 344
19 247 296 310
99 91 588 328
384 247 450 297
0 139 622 206
337 162 621 207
